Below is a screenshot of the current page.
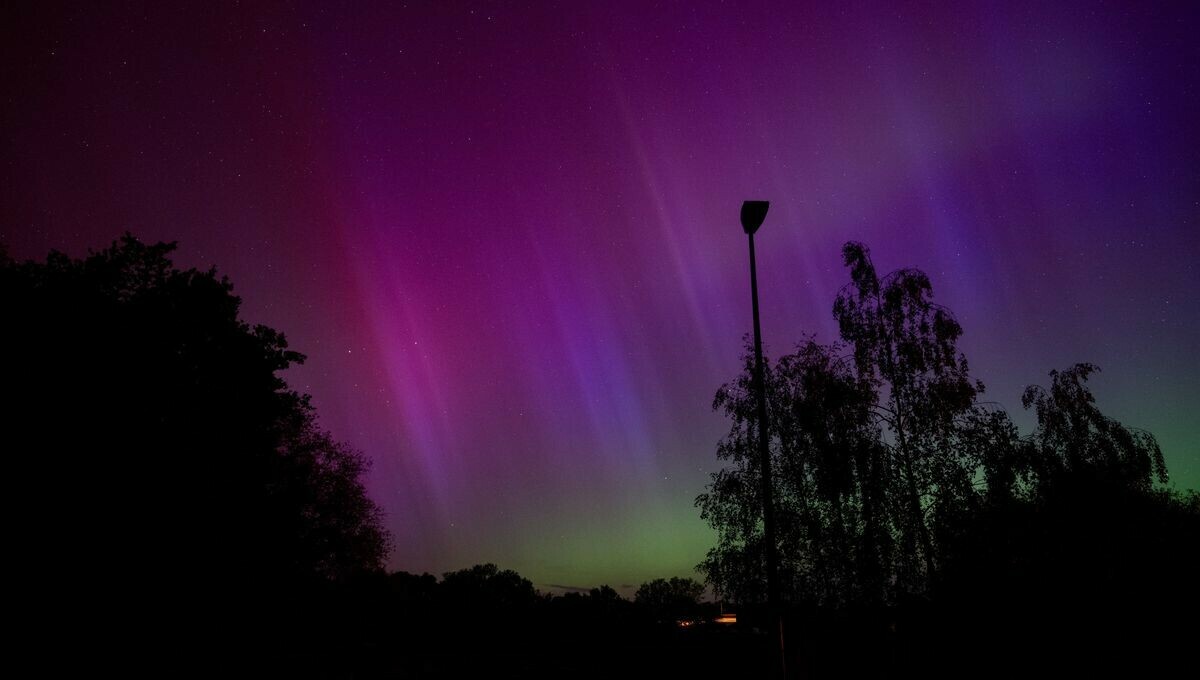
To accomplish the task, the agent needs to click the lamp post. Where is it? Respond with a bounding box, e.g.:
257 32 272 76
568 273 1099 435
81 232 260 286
740 200 785 678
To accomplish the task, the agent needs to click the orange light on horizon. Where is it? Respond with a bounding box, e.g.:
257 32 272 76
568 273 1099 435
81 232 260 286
714 614 737 624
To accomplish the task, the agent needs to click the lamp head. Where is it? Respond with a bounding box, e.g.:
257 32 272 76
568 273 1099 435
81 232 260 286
740 200 769 235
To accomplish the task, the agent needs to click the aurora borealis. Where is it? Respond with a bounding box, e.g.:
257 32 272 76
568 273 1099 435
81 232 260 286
2 2 1197 594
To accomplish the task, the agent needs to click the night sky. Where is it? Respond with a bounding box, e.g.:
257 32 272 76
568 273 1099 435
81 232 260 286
3 2 1197 594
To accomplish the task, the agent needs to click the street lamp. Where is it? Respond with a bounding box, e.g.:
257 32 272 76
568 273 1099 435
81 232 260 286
741 200 769 235
740 200 785 678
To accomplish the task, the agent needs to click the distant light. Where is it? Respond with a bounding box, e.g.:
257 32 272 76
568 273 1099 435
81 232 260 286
715 613 737 624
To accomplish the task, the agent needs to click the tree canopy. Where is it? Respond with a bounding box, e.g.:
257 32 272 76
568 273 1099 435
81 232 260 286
696 241 1198 676
1 235 388 672
697 242 1185 609
634 576 706 620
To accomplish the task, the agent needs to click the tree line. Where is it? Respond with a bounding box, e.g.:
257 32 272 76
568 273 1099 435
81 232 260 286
697 242 1198 677
3 235 1194 677
312 565 757 678
0 236 734 677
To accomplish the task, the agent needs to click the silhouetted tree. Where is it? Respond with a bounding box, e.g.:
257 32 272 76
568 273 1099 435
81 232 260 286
589 584 623 602
388 569 440 603
1020 363 1167 491
1 235 387 675
698 243 1013 606
697 241 1196 677
832 242 997 589
698 339 885 606
635 576 705 620
440 562 538 610
929 367 1195 678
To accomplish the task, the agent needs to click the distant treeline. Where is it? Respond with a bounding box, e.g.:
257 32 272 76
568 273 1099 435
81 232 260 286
320 566 753 678
2 236 1196 678
0 236 757 678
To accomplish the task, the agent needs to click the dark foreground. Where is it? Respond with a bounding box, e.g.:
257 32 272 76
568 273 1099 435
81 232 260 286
214 583 1194 679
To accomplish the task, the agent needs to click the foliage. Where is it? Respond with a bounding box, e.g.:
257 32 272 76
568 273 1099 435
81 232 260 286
1019 362 1167 491
440 562 539 609
698 338 887 605
1 235 388 672
697 242 1180 611
698 242 1014 606
634 576 706 619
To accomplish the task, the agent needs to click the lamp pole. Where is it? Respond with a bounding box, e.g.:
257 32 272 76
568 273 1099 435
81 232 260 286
740 200 785 678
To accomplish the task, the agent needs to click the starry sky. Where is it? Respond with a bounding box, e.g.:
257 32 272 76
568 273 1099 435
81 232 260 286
3 1 1197 594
